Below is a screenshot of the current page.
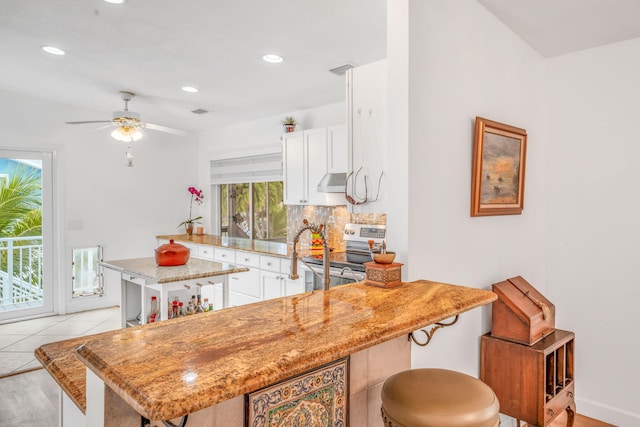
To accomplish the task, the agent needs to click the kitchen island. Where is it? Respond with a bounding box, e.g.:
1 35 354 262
36 279 496 427
100 257 249 326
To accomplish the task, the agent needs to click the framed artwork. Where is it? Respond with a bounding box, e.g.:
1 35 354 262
471 117 527 216
246 358 348 427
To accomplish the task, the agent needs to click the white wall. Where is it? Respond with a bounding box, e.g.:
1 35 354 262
196 102 346 233
0 90 198 315
391 0 546 370
385 1 638 424
545 38 640 425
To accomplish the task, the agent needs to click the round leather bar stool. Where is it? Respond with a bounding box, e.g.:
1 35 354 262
381 368 500 427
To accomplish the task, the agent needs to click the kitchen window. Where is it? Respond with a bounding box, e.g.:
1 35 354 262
211 148 286 242
219 181 286 241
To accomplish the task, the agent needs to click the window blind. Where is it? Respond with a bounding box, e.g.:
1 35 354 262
210 151 282 184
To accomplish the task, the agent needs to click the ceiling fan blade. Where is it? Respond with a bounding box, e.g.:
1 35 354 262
145 122 188 136
66 120 113 125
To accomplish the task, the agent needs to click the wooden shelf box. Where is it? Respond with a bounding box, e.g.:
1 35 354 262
481 329 576 427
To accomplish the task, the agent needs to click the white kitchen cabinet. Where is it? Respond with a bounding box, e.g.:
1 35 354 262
259 257 305 300
260 270 283 300
347 60 388 213
283 126 347 206
327 125 347 174
214 248 236 263
284 276 305 296
228 268 260 307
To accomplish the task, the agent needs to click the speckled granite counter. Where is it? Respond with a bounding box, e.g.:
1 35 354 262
156 234 292 257
39 279 496 421
99 257 249 284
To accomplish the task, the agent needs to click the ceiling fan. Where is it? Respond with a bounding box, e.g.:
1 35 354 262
65 91 187 142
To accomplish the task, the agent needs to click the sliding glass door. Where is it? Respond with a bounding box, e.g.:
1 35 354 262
0 149 54 322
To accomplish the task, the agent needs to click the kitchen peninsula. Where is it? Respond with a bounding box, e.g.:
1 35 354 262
36 280 496 427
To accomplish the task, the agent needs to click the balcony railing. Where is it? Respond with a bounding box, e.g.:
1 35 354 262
0 236 43 308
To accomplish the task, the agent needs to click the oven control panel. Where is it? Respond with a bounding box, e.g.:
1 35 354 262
343 223 386 243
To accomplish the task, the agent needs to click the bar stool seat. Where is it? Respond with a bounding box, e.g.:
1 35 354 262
381 368 500 427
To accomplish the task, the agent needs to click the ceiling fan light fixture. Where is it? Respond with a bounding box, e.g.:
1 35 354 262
42 46 65 56
262 54 284 63
111 126 143 142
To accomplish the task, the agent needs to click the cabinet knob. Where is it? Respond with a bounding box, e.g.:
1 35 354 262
245 258 250 262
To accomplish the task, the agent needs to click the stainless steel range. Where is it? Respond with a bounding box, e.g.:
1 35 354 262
301 223 386 290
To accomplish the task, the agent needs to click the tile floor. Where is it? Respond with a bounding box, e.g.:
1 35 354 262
0 306 120 377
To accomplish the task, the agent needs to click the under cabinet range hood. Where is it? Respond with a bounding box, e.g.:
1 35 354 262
317 173 347 193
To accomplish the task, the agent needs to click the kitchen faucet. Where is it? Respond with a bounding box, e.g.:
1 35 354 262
289 220 330 291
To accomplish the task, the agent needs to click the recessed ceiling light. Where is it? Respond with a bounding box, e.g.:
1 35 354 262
262 54 284 63
42 46 65 56
181 86 199 93
104 0 125 4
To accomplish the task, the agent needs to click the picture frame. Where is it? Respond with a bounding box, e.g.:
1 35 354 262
471 117 527 216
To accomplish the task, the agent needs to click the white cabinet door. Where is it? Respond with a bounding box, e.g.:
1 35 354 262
228 268 260 298
305 128 329 205
228 291 260 308
283 131 306 204
284 276 305 296
260 271 283 301
327 125 347 174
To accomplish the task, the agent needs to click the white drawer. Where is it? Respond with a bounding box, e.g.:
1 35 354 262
197 245 215 260
236 251 260 268
214 248 236 263
260 255 281 273
123 273 146 286
228 268 260 297
228 291 260 308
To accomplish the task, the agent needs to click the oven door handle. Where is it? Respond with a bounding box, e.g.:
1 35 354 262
307 265 365 281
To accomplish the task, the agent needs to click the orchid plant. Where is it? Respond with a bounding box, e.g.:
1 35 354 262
178 186 204 229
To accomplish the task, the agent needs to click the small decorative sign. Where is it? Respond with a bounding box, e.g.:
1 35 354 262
246 358 348 427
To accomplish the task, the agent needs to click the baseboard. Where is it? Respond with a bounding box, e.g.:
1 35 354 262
576 396 640 426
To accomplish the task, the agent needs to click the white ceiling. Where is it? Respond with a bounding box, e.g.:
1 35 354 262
479 0 640 57
0 0 387 133
2 0 640 135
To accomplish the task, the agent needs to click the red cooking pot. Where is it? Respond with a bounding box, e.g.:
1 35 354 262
155 239 190 266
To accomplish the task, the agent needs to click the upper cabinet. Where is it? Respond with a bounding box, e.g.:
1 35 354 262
346 60 388 213
283 125 347 206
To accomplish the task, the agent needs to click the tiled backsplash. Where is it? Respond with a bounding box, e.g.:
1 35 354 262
286 206 350 250
286 206 387 251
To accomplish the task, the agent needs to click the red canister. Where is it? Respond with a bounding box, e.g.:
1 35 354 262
155 239 190 266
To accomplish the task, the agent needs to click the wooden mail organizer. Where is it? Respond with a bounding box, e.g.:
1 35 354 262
480 276 575 427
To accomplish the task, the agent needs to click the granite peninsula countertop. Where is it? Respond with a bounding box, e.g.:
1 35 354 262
99 257 249 283
156 234 293 257
37 280 496 421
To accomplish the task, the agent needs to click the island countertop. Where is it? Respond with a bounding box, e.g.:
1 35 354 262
67 279 496 421
99 257 249 283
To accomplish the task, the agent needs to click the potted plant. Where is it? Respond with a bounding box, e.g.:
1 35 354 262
178 187 203 236
281 116 297 133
